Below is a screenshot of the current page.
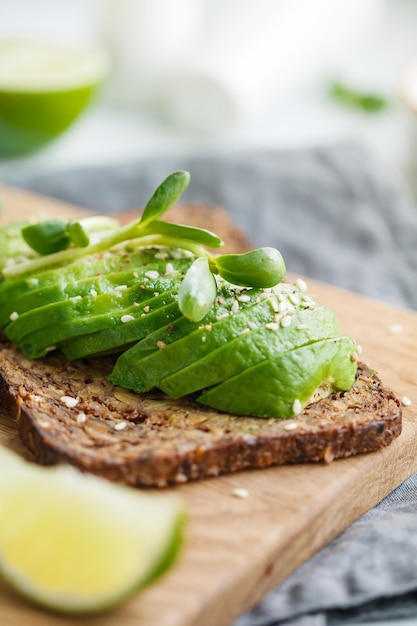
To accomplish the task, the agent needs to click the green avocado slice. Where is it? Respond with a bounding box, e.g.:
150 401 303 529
197 336 358 418
0 252 192 328
0 245 151 304
108 288 260 392
5 273 184 346
19 297 181 359
61 297 183 360
160 306 339 398
111 282 304 367
109 285 316 394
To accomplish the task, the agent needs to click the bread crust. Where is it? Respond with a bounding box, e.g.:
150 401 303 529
0 343 401 487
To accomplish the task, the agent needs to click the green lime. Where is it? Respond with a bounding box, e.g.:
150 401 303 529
0 446 185 614
0 39 110 157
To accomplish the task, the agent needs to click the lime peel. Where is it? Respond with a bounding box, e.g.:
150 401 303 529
0 447 186 614
0 39 110 156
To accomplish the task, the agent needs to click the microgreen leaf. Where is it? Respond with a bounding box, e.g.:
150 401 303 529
330 81 388 113
140 171 191 226
178 257 217 322
67 221 90 248
142 220 223 248
213 247 286 287
22 219 72 255
21 219 90 255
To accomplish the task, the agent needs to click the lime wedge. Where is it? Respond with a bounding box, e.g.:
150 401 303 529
0 447 185 614
0 39 110 157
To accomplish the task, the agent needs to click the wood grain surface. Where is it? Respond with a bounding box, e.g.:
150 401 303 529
0 185 416 626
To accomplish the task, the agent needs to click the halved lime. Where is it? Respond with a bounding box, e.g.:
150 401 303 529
0 447 185 614
0 39 110 157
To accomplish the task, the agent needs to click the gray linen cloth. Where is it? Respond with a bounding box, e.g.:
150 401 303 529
3 143 417 625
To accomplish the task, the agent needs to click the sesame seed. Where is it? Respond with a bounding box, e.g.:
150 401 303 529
295 278 308 292
76 412 87 424
143 305 150 313
145 270 160 279
302 295 316 308
90 289 98 297
278 300 288 313
402 396 412 407
165 262 175 274
296 324 307 330
239 328 251 335
237 294 251 303
204 324 212 331
114 284 128 291
153 292 159 297
157 340 166 349
9 311 19 321
288 292 302 306
232 488 249 499
201 336 207 342
60 395 79 408
26 277 39 287
114 421 127 431
284 422 298 431
169 249 182 259
388 323 403 335
265 322 279 331
70 295 82 302
259 292 270 300
121 314 135 323
133 271 139 278
44 346 56 354
231 300 239 314
247 321 258 330
292 399 302 415
155 251 169 259
356 344 363 354
269 299 280 313
281 315 292 328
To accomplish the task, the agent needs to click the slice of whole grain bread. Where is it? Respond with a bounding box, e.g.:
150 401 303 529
0 343 401 487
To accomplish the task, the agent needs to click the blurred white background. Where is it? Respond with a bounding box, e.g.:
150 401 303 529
1 0 417 195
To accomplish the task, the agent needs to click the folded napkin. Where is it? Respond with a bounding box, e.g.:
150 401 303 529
3 143 417 625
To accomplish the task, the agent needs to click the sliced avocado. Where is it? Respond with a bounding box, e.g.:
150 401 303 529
5 273 184 346
161 305 339 398
15 290 181 359
61 295 183 359
108 288 258 392
0 220 35 271
0 246 139 304
109 284 312 394
19 296 181 359
112 282 304 367
197 336 357 418
0 251 192 327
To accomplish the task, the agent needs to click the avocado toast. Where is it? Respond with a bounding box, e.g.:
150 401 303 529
0 172 402 486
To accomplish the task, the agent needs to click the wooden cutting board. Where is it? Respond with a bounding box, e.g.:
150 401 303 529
1 184 417 626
